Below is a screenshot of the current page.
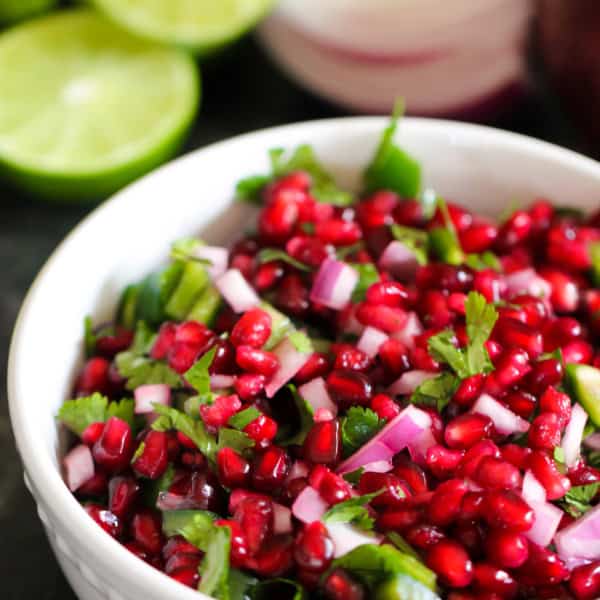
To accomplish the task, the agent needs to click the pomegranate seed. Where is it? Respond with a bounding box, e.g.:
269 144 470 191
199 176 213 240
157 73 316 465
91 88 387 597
495 318 543 359
405 524 445 549
85 504 122 538
504 390 537 419
132 430 169 479
540 387 572 428
475 456 522 490
76 472 108 497
251 446 290 491
569 465 600 487
569 561 600 600
169 568 199 588
251 534 294 577
326 370 372 408
294 521 334 572
165 552 200 575
525 358 564 396
323 568 365 600
176 430 197 449
234 374 266 401
393 199 424 227
199 394 242 430
214 519 249 567
286 235 329 267
254 261 284 292
392 455 429 494
294 352 331 384
527 450 571 500
370 394 400 420
130 509 163 555
358 472 409 508
472 563 518 598
426 445 465 480
356 191 399 229
303 419 342 466
92 417 134 473
230 308 272 348
275 273 309 317
456 440 501 479
259 195 299 243
516 544 569 586
108 476 139 520
175 321 214 347
355 303 407 333
235 345 279 376
332 344 372 372
163 536 201 559
169 470 223 512
426 539 474 588
500 444 531 470
488 348 531 391
315 219 361 246
453 374 485 407
444 413 493 450
512 294 550 328
312 467 352 505
81 421 104 447
483 490 535 532
451 520 484 556
244 415 278 448
76 357 111 395
233 495 273 555
528 412 563 451
495 210 532 251
167 342 200 374
539 267 580 313
460 492 486 521
378 338 411 377
209 339 236 374
217 447 250 488
365 281 409 307
562 340 594 365
485 529 529 568
427 479 468 527
377 506 422 533
460 222 498 253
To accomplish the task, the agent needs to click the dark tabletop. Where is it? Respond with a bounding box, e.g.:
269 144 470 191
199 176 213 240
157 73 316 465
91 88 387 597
0 35 590 599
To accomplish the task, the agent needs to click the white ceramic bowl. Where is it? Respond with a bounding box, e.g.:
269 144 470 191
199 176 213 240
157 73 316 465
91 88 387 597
8 117 600 600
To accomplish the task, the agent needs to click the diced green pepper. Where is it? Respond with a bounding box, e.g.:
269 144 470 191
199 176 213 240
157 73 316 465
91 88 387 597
165 261 208 320
187 285 222 326
428 227 464 266
117 284 139 329
260 302 293 350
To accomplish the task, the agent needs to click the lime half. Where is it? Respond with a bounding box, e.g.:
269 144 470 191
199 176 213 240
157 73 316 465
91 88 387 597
0 0 57 26
0 9 200 202
91 0 275 54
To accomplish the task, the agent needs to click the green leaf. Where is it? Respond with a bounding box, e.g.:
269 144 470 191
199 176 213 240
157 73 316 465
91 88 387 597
328 543 437 592
553 446 566 465
229 569 259 600
350 263 380 302
428 227 464 266
275 384 314 447
257 248 312 272
323 491 383 530
390 224 429 266
288 331 314 354
143 462 175 507
57 393 135 436
170 237 213 266
152 404 217 464
364 100 421 198
228 407 261 431
342 467 365 485
184 347 217 396
465 251 501 272
341 407 385 457
198 525 231 599
591 241 600 287
410 373 459 413
217 428 255 453
427 330 468 378
560 483 600 518
131 441 145 463
162 510 216 550
464 291 498 375
235 175 272 203
84 316 97 357
387 532 421 560
250 579 306 600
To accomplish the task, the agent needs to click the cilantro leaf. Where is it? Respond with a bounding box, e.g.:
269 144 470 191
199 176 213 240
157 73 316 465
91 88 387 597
390 224 429 266
235 175 272 203
184 347 217 396
428 198 464 265
350 263 380 302
228 569 259 600
387 532 421 560
152 404 217 463
162 510 216 550
465 251 501 272
288 331 314 354
364 100 421 198
427 330 468 378
217 428 255 453
228 407 261 430
342 467 365 485
57 393 135 435
84 316 97 357
274 384 314 447
341 407 385 457
410 372 459 413
560 483 600 518
464 291 498 375
198 524 231 599
257 248 312 272
323 491 383 530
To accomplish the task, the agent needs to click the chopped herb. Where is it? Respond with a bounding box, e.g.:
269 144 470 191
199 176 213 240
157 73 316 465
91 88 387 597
288 330 314 354
390 224 429 266
336 242 365 261
217 428 255 453
342 467 365 485
341 407 385 457
275 384 314 446
387 532 421 560
323 491 383 530
228 407 261 430
350 263 380 302
465 251 501 272
235 174 272 203
428 198 464 266
143 462 175 507
257 248 312 272
427 330 468 378
410 372 459 413
539 348 565 366
131 442 145 463
198 524 231 599
57 393 135 435
300 222 315 235
161 509 216 549
184 347 217 397
560 483 600 518
364 100 421 198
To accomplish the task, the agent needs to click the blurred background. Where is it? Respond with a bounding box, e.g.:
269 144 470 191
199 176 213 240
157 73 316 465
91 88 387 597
0 0 597 597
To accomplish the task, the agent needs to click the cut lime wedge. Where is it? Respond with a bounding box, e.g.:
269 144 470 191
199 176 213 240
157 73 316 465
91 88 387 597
0 0 56 25
91 0 275 54
0 9 200 202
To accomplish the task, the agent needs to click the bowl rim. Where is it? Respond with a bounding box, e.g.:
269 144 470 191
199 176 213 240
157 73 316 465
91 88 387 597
8 115 600 599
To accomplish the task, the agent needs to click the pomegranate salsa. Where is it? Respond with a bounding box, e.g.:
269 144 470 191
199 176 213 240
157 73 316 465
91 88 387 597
59 115 600 600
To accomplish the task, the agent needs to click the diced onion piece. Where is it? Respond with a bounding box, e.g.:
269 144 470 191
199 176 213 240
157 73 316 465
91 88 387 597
387 370 437 396
292 486 329 524
298 377 338 417
379 240 419 281
409 427 437 463
63 444 95 492
584 432 600 451
192 245 229 280
286 460 310 483
472 393 530 435
337 440 396 475
265 337 311 398
216 269 260 313
391 311 423 349
522 470 547 504
526 500 563 548
357 326 389 358
504 268 552 300
273 502 293 534
327 522 382 558
314 408 335 422
555 504 600 561
310 258 358 310
561 403 588 468
134 384 171 415
210 374 236 391
564 556 593 571
362 460 394 473
156 492 205 511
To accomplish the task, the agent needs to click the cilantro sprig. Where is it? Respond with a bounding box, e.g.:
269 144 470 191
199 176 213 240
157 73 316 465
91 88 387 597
559 483 600 518
323 491 384 531
341 407 385 457
58 393 135 436
257 248 312 272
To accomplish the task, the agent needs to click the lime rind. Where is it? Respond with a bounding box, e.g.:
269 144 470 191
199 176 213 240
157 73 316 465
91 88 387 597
0 0 57 25
91 0 276 54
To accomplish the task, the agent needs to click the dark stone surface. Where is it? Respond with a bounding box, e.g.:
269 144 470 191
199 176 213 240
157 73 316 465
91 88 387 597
0 35 584 599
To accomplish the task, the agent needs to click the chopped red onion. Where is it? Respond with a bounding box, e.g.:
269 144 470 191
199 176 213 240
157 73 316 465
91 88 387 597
210 374 236 391
471 393 530 435
337 440 396 475
362 460 394 473
286 460 310 482
216 269 260 313
291 486 328 524
63 444 95 492
584 432 600 451
273 502 293 534
555 504 600 561
378 240 419 281
314 408 335 422
265 337 311 398
391 311 423 349
357 326 389 358
310 258 359 310
564 556 593 571
156 492 207 511
298 377 338 417
408 427 437 464
526 500 563 548
504 268 552 300
327 522 382 558
192 245 229 280
134 384 171 415
387 370 437 396
522 470 547 504
561 403 588 468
